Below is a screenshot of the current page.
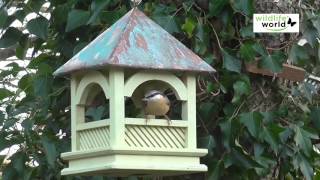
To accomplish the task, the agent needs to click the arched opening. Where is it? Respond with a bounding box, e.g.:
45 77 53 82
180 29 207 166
125 80 183 120
74 71 110 124
84 84 109 122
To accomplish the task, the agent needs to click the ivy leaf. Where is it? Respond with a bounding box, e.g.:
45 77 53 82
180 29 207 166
73 42 88 55
240 42 255 62
41 136 58 168
220 120 232 151
302 22 319 48
33 64 53 100
65 9 90 32
230 147 262 169
0 112 4 125
52 4 69 26
208 159 224 180
260 54 283 73
294 126 318 157
33 75 53 99
294 152 313 180
26 16 49 40
232 80 250 103
11 152 26 174
230 0 254 16
0 9 8 28
13 10 26 23
240 24 255 38
209 0 228 17
16 35 29 59
153 15 179 34
222 50 242 73
0 88 14 101
252 42 268 56
310 107 320 130
100 6 127 25
0 27 23 48
199 102 216 121
26 0 45 13
199 135 216 156
318 46 320 62
289 44 309 64
239 112 263 138
262 124 284 153
0 132 11 150
87 0 110 25
196 24 210 43
203 54 216 64
181 18 196 38
300 82 315 103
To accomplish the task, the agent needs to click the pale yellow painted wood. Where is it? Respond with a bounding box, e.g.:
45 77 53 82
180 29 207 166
65 70 207 176
124 70 188 101
78 126 110 150
149 126 172 148
127 125 185 149
125 118 187 127
76 119 110 131
71 75 79 151
72 71 111 150
109 68 125 148
61 148 208 160
62 154 207 176
75 71 109 105
182 74 197 149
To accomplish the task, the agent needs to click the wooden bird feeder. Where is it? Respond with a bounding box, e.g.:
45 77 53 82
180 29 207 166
53 8 215 176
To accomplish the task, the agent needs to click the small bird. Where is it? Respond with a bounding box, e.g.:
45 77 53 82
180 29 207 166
142 90 171 125
131 0 142 7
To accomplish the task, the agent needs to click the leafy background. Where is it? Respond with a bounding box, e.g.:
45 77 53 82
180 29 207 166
0 0 320 179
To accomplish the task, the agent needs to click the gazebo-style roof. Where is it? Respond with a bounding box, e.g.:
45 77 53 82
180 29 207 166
53 8 215 76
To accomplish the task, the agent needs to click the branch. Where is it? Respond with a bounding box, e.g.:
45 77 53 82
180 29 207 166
0 47 16 59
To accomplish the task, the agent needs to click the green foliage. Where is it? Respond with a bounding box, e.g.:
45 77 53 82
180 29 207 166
0 0 320 180
222 50 242 73
65 9 91 32
260 52 285 73
0 27 22 48
26 16 49 40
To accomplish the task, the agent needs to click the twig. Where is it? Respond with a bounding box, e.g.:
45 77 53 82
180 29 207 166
207 21 223 50
228 101 246 121
196 111 210 135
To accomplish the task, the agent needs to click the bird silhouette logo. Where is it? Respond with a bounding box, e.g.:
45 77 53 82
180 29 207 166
287 18 297 27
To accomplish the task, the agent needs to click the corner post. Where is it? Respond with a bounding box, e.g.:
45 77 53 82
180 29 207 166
71 75 79 151
109 68 125 148
182 74 197 149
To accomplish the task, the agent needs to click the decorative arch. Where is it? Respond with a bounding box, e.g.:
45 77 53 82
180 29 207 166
75 71 110 105
124 71 187 101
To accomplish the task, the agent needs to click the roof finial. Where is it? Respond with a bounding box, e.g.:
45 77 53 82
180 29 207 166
131 0 142 8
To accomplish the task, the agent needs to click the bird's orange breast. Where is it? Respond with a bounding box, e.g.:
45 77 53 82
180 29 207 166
144 98 170 116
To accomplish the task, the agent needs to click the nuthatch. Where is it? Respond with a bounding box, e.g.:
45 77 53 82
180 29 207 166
142 90 171 125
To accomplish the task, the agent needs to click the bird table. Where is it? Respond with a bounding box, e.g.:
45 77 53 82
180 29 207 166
53 6 216 177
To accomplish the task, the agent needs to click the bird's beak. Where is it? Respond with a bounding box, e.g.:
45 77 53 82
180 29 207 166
142 98 147 102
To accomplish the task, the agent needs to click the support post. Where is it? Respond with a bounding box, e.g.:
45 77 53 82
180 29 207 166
109 68 125 148
182 74 197 149
71 75 79 151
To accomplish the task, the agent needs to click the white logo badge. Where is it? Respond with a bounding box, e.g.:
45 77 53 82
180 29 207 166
253 14 299 33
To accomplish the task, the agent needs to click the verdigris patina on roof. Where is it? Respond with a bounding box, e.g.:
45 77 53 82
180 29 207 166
53 8 216 76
